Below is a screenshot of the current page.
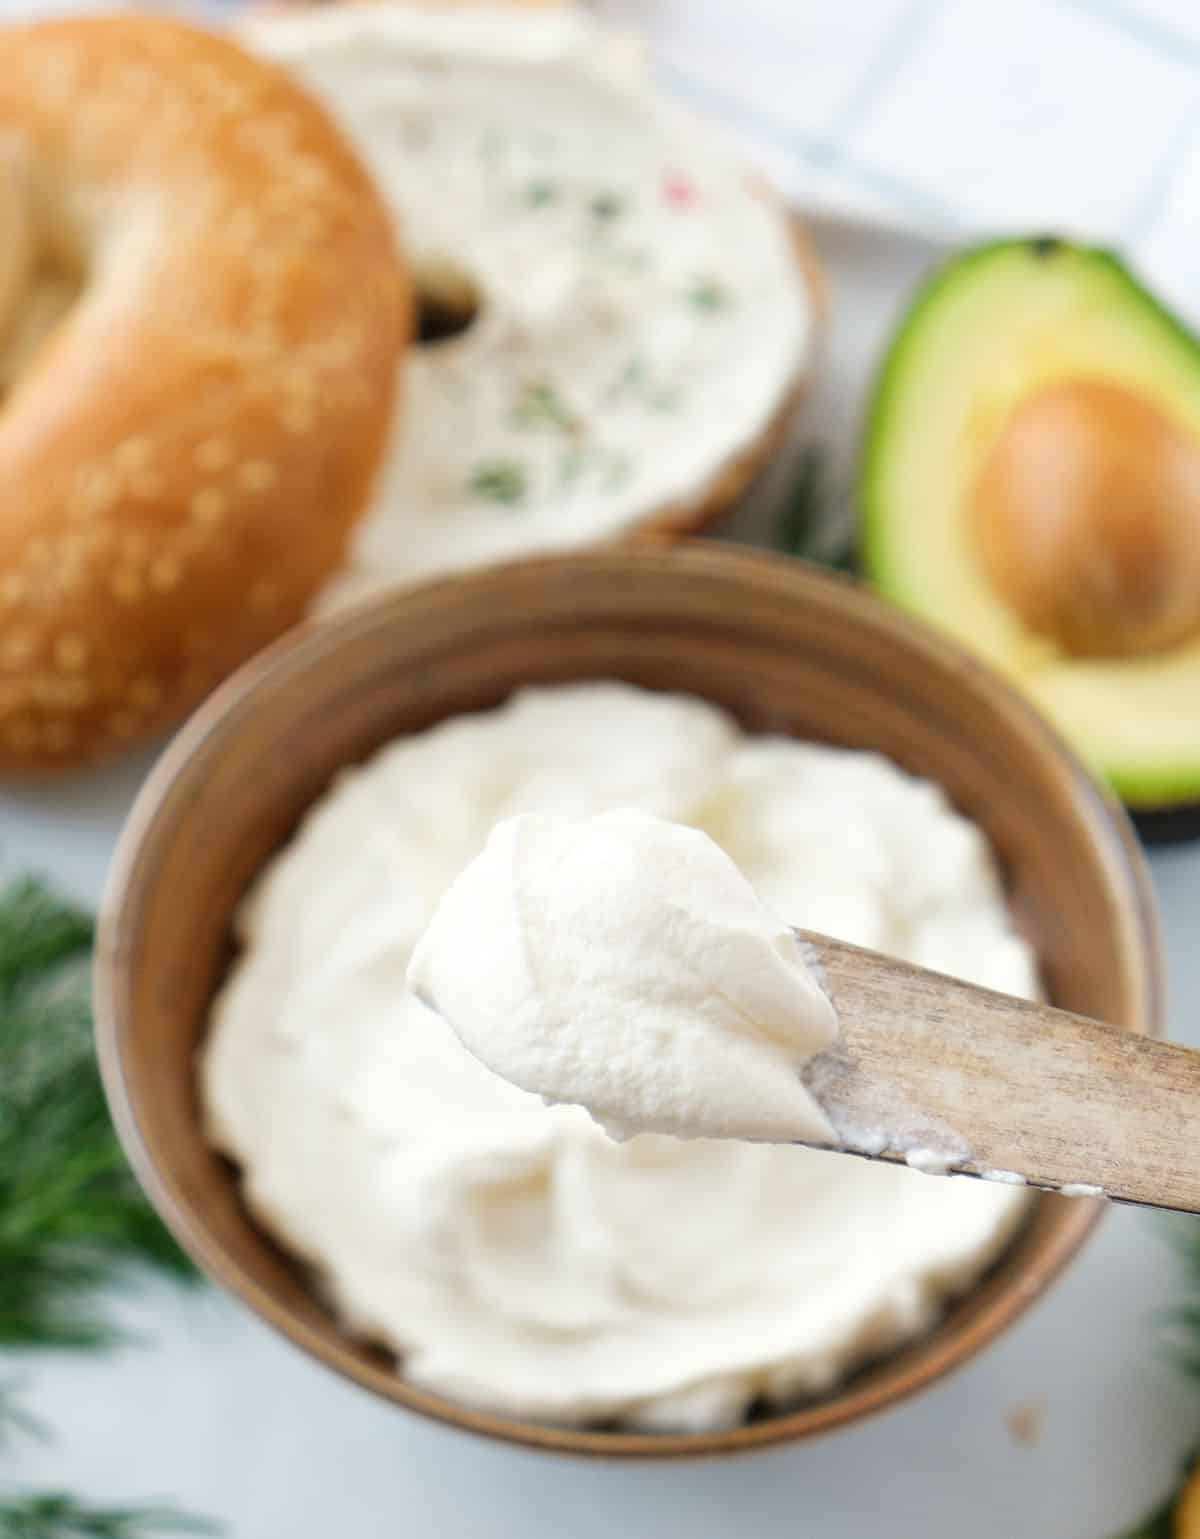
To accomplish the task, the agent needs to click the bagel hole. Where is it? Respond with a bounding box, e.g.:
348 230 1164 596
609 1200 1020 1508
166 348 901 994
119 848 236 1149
0 264 83 399
414 261 480 346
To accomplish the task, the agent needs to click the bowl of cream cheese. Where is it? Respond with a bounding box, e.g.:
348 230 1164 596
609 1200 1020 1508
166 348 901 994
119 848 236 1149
95 544 1163 1456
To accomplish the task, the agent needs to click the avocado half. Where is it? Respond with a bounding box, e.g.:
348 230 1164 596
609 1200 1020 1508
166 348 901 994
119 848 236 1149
862 236 1200 820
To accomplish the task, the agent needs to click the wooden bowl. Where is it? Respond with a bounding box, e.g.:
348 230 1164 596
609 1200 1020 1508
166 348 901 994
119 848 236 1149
95 545 1163 1458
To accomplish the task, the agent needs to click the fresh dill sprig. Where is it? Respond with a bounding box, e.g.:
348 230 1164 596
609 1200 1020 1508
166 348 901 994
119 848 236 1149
1109 1219 1200 1536
0 878 193 1350
0 1390 218 1539
773 446 855 572
1114 1462 1193 1539
0 1494 219 1539
512 381 578 435
1114 1495 1174 1539
1164 1219 1200 1380
0 881 215 1536
686 277 729 312
469 459 528 507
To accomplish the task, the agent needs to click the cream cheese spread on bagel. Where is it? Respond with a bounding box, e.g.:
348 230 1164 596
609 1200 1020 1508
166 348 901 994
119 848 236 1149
241 5 816 607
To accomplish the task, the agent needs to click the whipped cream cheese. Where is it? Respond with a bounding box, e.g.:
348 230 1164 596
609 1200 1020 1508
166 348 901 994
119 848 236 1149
409 808 839 1144
202 683 1039 1430
241 6 812 608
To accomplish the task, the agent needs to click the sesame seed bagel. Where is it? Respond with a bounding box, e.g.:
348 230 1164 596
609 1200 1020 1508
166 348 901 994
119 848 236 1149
0 14 409 774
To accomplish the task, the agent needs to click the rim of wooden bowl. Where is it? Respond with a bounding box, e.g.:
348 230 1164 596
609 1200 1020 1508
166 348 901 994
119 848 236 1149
95 545 1164 1459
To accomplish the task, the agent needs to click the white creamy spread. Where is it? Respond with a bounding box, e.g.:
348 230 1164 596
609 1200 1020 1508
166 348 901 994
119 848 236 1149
408 808 839 1144
202 683 1039 1430
240 6 812 608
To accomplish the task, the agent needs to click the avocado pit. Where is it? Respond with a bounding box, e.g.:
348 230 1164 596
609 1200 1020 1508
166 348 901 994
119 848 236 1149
973 379 1200 658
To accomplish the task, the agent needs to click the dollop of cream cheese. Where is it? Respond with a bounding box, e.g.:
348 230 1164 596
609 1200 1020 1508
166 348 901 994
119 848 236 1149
240 6 813 608
408 808 838 1144
202 683 1039 1430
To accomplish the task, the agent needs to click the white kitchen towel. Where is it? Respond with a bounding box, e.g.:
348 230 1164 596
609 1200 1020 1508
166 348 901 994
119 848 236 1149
595 0 1200 320
2 0 1196 313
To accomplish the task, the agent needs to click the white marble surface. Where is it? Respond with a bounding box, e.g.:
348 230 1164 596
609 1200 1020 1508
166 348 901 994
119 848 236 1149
3 210 1200 1535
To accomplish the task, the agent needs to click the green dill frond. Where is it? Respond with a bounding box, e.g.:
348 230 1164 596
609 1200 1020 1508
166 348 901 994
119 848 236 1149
1112 1217 1200 1536
1112 1452 1200 1539
0 881 215 1536
0 878 193 1351
0 880 92 997
773 446 855 571
1120 1506 1174 1539
0 1493 220 1539
1113 1491 1175 1539
1156 1217 1200 1378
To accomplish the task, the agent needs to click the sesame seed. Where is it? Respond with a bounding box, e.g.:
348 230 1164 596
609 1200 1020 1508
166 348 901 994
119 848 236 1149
114 437 153 471
291 158 331 193
72 466 119 518
111 569 144 604
248 325 282 355
1 633 35 669
239 460 279 493
284 365 316 398
0 575 27 605
149 554 182 592
195 438 232 473
190 487 226 526
324 330 363 367
225 207 260 246
57 529 92 560
54 634 88 673
249 248 286 279
283 402 315 436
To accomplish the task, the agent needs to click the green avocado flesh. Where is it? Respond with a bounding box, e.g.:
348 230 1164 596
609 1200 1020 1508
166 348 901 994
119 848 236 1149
862 236 1200 812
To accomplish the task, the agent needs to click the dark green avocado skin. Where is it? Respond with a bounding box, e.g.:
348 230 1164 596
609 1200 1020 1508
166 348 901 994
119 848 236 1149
1134 807 1200 846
